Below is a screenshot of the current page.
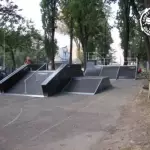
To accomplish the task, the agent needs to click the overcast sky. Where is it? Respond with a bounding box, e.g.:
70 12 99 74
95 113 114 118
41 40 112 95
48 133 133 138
13 0 123 63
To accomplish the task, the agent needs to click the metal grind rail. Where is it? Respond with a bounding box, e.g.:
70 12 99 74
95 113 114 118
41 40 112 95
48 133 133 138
24 63 47 94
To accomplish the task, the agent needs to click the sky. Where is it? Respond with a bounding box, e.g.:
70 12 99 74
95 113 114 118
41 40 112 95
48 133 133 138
13 0 123 64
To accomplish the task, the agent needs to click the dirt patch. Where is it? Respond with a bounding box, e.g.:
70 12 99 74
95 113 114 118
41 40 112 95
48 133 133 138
91 89 150 150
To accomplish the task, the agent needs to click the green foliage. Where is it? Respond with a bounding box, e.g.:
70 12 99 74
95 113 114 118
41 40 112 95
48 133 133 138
129 20 147 61
0 22 45 67
107 0 150 63
116 0 147 61
59 0 113 68
0 0 45 68
44 37 58 60
0 0 24 28
40 0 59 69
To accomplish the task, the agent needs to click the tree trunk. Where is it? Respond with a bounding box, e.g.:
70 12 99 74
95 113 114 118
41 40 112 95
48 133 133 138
123 0 130 65
74 37 81 51
83 47 86 71
82 41 87 71
69 17 73 65
77 17 88 71
51 0 56 70
51 33 55 70
10 50 16 69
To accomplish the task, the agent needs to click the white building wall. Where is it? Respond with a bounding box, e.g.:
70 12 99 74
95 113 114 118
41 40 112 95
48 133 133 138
55 43 78 63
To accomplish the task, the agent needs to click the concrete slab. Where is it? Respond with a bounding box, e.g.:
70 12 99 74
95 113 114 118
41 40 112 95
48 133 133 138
0 80 142 150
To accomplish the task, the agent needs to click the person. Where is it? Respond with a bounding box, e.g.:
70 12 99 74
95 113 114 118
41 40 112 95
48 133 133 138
137 67 142 74
24 56 32 65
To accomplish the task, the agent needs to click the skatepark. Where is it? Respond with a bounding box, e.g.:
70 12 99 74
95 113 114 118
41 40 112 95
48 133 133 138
0 58 138 97
0 57 143 150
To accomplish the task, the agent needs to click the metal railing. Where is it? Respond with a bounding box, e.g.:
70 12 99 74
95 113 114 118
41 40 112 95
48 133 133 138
87 52 105 61
87 52 138 66
24 63 47 94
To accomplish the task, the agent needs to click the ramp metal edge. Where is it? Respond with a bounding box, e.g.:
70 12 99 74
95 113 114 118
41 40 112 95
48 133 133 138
41 64 66 85
61 78 73 92
99 67 102 76
73 76 106 80
95 77 112 94
114 78 137 80
0 64 28 83
116 65 137 67
84 69 87 76
0 93 44 98
63 92 95 95
94 78 102 94
31 71 54 73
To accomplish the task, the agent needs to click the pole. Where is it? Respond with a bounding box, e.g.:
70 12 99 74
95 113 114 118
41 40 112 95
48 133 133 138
24 81 27 94
3 31 5 69
120 55 121 65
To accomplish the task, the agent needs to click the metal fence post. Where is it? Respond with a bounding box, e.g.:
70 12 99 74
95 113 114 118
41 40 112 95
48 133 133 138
104 58 105 66
36 71 37 81
24 81 27 94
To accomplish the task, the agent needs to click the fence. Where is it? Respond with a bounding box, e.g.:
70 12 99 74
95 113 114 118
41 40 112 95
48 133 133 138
87 52 137 66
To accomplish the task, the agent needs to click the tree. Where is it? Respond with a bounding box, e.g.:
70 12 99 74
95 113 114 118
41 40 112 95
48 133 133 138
0 0 47 69
107 0 150 66
40 0 59 70
59 0 113 69
129 0 150 66
115 0 131 65
0 20 44 68
128 16 147 61
0 0 24 28
60 0 74 64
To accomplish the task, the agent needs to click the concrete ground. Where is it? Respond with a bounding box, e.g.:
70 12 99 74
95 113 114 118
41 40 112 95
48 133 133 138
0 79 142 150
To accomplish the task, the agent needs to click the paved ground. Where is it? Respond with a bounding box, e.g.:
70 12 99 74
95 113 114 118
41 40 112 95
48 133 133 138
0 79 142 150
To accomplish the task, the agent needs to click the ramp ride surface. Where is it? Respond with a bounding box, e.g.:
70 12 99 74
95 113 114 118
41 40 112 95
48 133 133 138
100 66 120 79
84 67 101 76
84 62 101 76
7 71 54 95
117 66 137 79
63 76 111 95
41 64 83 96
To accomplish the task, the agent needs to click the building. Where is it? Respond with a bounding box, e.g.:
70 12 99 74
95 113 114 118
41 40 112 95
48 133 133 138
55 44 81 64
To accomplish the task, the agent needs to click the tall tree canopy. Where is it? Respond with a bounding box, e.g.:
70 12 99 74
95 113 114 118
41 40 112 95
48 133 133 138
40 0 59 70
59 0 113 68
107 0 150 65
0 0 46 68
